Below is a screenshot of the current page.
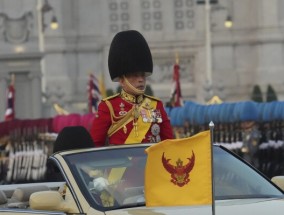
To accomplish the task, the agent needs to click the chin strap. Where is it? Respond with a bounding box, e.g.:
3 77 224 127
123 76 145 95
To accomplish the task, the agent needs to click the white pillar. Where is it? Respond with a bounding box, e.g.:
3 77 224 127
30 73 42 118
37 0 46 96
0 76 8 121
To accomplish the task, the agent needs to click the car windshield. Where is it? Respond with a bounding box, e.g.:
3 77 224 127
64 145 284 211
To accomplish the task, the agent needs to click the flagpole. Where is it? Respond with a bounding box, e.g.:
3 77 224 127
209 121 215 215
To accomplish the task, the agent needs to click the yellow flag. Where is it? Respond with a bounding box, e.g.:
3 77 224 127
99 72 107 99
144 130 212 206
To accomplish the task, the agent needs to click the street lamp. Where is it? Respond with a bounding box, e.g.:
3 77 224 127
224 15 233 28
37 0 58 97
40 0 58 32
50 15 59 30
205 0 213 93
197 0 232 101
197 0 217 98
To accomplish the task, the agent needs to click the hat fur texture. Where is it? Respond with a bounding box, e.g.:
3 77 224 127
108 30 153 81
53 126 94 153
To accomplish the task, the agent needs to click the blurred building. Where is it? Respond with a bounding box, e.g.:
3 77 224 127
0 0 284 120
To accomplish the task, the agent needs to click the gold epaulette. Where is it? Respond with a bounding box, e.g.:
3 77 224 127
102 93 120 101
144 94 160 101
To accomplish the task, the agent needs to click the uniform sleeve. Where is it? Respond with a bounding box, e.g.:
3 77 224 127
90 101 112 147
157 101 174 140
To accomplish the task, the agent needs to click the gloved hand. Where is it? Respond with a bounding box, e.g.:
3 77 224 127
93 177 109 192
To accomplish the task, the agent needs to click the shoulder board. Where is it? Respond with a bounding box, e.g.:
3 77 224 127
144 94 160 101
102 93 120 101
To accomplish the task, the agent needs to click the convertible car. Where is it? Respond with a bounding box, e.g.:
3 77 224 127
0 143 284 215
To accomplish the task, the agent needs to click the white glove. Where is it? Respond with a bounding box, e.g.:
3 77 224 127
93 177 109 192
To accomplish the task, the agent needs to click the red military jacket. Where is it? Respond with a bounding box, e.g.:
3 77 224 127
90 90 174 146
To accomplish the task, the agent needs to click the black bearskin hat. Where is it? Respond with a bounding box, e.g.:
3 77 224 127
53 126 94 153
108 30 153 81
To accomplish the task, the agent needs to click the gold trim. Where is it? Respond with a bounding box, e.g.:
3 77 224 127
144 94 160 101
120 89 144 104
102 93 120 101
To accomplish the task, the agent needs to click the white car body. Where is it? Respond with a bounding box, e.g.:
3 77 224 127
0 144 284 215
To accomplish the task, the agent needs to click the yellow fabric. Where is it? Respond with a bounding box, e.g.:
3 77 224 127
99 72 107 99
207 95 223 104
125 98 158 144
107 156 133 184
107 167 127 184
145 130 212 206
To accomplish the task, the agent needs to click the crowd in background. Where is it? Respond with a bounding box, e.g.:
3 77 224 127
1 100 284 184
169 100 284 178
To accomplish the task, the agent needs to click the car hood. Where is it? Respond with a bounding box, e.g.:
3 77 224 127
105 198 284 215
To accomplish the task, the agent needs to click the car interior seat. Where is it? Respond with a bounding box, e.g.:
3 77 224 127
0 190 8 207
7 185 50 208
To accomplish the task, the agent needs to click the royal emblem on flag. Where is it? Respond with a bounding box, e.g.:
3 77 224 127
162 151 195 187
145 130 212 206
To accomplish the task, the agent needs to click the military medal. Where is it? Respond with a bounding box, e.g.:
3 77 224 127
151 123 161 142
154 109 162 123
140 109 148 122
119 102 127 115
151 123 160 136
149 109 163 123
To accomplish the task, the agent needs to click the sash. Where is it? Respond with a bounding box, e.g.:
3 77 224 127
125 98 158 144
106 98 158 187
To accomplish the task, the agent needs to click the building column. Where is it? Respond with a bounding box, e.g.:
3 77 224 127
29 72 42 118
0 75 8 121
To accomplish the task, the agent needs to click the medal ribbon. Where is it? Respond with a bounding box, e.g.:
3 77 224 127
125 98 158 144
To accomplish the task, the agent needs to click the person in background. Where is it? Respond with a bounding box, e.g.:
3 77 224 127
90 30 173 146
52 126 94 153
45 126 94 182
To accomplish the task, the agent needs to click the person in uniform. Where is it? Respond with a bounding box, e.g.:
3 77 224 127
90 30 173 146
